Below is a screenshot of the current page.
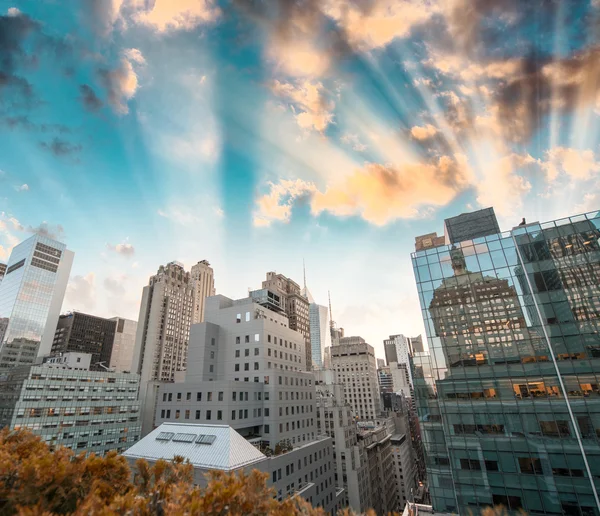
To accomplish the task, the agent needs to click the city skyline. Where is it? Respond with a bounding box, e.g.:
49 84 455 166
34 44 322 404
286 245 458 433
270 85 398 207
2 0 600 362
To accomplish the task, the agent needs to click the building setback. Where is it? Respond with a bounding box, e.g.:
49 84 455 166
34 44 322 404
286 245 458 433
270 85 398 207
109 317 137 372
147 292 342 512
0 352 141 456
51 312 117 371
0 235 73 370
190 260 215 325
330 336 381 420
412 208 600 514
132 262 194 436
262 272 311 370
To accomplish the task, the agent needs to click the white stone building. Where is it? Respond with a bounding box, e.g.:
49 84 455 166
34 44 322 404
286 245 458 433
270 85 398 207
109 317 137 372
190 260 215 325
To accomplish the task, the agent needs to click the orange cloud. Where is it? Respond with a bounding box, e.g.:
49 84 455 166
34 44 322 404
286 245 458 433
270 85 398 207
271 80 334 133
410 124 438 140
134 0 220 32
253 179 317 227
542 147 600 182
311 154 473 225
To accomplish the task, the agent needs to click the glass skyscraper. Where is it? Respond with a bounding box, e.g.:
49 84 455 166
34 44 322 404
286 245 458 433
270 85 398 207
0 235 73 370
411 209 600 515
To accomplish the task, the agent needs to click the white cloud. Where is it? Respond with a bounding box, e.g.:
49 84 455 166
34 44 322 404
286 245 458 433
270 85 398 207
15 184 29 192
541 147 600 182
340 133 367 152
64 273 96 312
7 7 20 16
410 124 438 140
107 241 135 257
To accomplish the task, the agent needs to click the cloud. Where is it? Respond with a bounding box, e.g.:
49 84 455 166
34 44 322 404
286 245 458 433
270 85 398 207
541 147 600 182
340 133 367 152
474 153 534 216
574 192 599 215
311 154 474 225
79 84 103 112
253 179 317 227
64 273 96 312
15 183 29 192
133 0 221 32
27 222 65 241
98 49 144 115
107 241 135 258
7 7 20 16
39 138 82 157
84 0 125 35
104 276 126 296
410 124 438 140
270 79 334 133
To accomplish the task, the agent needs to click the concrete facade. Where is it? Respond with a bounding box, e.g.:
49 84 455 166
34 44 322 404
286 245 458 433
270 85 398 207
109 317 137 372
330 337 380 420
190 260 215 325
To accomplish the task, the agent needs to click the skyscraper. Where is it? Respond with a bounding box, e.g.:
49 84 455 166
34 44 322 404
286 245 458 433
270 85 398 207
331 336 381 420
132 262 194 434
309 302 330 369
262 272 311 370
412 208 600 514
109 317 137 372
190 260 215 324
0 263 6 284
51 312 117 371
0 235 73 370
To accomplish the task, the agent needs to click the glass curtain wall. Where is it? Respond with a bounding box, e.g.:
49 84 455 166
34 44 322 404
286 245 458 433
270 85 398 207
411 210 600 515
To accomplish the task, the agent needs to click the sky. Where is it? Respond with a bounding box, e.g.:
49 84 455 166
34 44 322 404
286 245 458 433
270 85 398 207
1 0 600 361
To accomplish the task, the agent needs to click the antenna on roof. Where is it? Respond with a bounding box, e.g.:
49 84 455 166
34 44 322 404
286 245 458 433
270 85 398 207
303 258 307 291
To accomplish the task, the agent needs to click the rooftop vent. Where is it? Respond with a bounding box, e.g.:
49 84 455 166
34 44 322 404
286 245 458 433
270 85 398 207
196 434 217 445
156 432 175 441
172 433 197 443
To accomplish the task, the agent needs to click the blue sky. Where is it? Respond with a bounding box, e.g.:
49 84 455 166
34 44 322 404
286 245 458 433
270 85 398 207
1 0 599 360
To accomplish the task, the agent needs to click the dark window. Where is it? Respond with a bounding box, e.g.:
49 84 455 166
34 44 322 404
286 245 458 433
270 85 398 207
492 494 522 510
519 457 543 475
540 420 570 437
485 460 499 471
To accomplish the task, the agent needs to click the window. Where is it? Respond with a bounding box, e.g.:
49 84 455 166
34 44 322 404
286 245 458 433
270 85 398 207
245 363 249 371
162 393 167 402
254 362 259 370
232 392 237 401
235 350 240 358
185 410 190 419
206 410 212 420
195 410 200 419
210 351 215 359
245 335 250 343
460 459 481 470
485 460 499 471
218 392 224 401
268 349 271 356
160 409 165 418
197 392 202 401
236 336 240 344
175 410 180 419
254 348 259 356
211 337 216 346
166 410 171 418
232 410 236 420
209 365 214 373
540 420 570 437
235 364 240 371
265 408 270 416
177 392 181 401
217 410 222 420
255 334 259 342
245 349 250 357
519 457 543 475
246 312 250 322
236 314 241 323
186 392 191 400
207 392 213 401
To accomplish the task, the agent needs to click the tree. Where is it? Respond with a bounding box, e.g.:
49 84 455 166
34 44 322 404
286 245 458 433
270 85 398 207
0 428 526 516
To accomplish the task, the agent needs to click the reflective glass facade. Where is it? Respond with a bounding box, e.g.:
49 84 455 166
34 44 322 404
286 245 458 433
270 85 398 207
0 235 73 370
411 210 600 515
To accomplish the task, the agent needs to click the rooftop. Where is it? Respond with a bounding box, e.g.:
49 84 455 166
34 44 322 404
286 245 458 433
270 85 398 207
122 423 267 471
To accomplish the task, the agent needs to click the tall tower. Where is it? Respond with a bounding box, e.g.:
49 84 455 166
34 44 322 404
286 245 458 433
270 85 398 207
132 262 194 435
190 260 215 324
262 271 311 370
0 234 73 370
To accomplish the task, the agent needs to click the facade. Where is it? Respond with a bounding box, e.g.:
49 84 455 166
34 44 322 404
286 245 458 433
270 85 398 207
309 302 330 370
412 208 600 514
378 365 394 394
391 432 416 509
315 370 370 513
109 317 137 372
330 337 381 420
0 352 141 456
149 293 340 512
51 312 117 371
132 262 194 435
262 272 311 370
0 235 73 370
0 263 6 284
190 260 215 325
389 362 413 400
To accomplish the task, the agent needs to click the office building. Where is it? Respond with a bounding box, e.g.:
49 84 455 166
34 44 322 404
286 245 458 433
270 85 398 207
378 365 394 394
109 317 137 372
412 208 600 514
51 312 117 371
147 292 341 512
330 337 380 420
389 362 413 400
309 302 330 369
262 272 311 370
0 263 6 283
0 352 141 456
0 235 73 370
190 260 215 324
315 370 370 512
132 261 194 435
